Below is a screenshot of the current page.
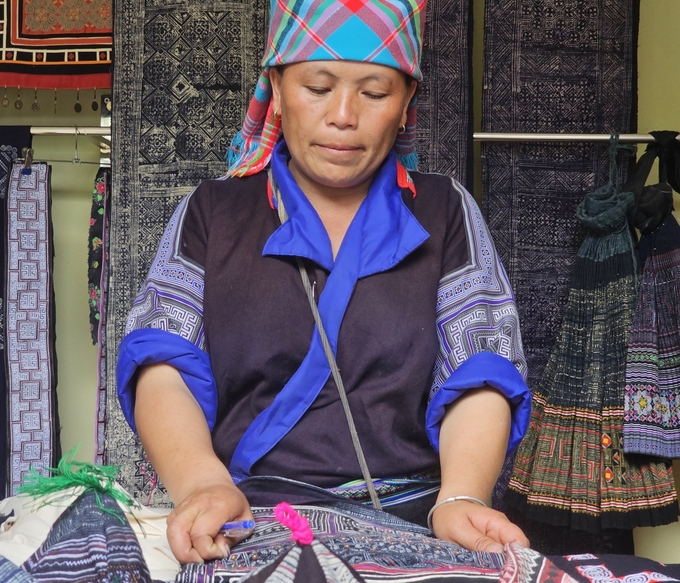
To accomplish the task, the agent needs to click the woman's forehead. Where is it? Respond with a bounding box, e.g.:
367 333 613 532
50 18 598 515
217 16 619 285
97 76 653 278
283 60 407 83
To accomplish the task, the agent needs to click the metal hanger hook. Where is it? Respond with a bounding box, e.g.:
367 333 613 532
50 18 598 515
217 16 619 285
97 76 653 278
73 126 81 164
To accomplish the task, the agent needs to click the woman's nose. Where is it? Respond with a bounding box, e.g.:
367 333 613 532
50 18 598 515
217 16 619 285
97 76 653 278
326 90 358 129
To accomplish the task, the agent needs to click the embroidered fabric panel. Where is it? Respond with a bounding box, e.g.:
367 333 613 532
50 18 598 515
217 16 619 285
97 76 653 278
624 245 680 457
431 179 527 400
0 0 112 89
177 504 504 582
6 162 58 496
125 194 206 350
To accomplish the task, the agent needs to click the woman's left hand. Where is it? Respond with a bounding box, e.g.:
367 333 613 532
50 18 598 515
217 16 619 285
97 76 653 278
430 499 529 553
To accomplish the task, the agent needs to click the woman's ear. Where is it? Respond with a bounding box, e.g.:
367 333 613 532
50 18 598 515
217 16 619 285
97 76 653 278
401 80 418 125
269 67 283 114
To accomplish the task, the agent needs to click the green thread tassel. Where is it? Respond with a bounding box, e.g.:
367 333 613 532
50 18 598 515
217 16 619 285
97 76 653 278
16 445 137 525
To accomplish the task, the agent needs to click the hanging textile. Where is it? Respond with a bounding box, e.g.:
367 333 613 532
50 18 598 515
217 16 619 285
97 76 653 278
481 0 640 554
87 167 111 465
623 131 680 457
6 162 60 497
0 0 112 89
0 128 32 199
506 139 678 534
105 0 473 505
87 167 110 345
0 127 31 498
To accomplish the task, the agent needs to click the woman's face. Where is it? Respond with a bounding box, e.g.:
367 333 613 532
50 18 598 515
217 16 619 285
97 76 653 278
270 60 417 198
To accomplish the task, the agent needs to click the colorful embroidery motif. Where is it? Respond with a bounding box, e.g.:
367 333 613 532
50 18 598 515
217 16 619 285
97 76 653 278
0 0 112 88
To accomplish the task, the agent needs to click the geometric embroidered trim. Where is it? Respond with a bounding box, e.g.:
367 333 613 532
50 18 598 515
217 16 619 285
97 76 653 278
125 193 206 350
430 179 527 400
6 163 56 496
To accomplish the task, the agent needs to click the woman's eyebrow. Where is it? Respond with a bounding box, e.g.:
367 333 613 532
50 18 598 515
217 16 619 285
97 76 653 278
305 68 390 84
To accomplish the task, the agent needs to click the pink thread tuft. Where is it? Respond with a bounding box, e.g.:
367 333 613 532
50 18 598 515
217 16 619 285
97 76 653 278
274 502 314 546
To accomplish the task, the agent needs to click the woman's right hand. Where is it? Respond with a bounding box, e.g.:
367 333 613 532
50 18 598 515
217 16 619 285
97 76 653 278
166 480 254 563
134 364 254 564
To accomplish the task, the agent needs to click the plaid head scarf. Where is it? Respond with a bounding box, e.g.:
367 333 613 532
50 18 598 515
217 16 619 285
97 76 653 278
227 0 426 177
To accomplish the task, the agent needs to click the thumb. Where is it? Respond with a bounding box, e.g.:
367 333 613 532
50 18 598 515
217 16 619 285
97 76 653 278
475 538 504 554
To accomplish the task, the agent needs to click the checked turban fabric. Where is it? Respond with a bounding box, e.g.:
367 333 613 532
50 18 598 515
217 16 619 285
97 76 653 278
227 0 426 177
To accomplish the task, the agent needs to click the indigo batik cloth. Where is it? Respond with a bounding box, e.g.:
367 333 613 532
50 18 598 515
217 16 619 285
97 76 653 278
507 144 678 534
481 0 640 553
5 163 60 497
227 0 426 177
106 0 472 506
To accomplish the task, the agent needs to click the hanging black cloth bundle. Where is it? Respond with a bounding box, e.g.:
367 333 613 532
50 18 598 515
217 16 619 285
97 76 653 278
623 131 680 458
506 135 678 533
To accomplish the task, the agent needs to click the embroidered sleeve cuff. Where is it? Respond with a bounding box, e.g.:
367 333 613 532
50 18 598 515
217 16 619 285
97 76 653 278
116 328 218 434
425 351 531 455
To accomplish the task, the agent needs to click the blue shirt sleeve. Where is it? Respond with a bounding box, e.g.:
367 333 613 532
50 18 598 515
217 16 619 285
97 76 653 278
425 351 531 454
116 328 218 434
427 180 531 455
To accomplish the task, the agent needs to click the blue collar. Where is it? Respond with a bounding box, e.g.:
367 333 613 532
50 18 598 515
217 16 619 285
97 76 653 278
262 140 429 276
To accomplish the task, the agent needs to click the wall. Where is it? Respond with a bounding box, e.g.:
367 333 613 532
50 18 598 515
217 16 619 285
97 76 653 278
0 88 108 464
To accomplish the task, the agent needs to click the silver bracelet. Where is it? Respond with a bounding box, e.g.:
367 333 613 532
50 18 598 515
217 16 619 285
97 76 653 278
426 495 488 531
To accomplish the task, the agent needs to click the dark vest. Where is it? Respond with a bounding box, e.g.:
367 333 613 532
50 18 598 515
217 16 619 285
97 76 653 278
180 171 469 487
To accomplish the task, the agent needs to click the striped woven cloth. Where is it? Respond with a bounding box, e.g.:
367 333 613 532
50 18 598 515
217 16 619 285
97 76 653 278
227 0 426 177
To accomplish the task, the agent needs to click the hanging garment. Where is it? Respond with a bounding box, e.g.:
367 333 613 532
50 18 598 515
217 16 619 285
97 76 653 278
87 167 112 465
0 128 32 499
87 167 110 345
5 162 60 497
506 140 678 533
623 131 680 457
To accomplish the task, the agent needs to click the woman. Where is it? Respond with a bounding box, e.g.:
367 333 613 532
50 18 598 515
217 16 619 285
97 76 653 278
116 0 532 564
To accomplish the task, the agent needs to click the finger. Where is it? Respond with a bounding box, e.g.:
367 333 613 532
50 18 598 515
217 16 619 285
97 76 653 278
190 531 227 561
494 522 530 547
167 510 203 564
442 513 504 553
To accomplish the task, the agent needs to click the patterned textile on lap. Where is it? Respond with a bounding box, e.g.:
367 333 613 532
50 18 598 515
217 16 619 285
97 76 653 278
2 485 680 583
506 139 678 533
176 502 572 583
5 163 60 498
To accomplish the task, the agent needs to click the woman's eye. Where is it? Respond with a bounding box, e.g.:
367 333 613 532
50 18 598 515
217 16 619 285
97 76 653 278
364 92 387 100
307 87 329 95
